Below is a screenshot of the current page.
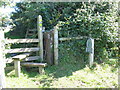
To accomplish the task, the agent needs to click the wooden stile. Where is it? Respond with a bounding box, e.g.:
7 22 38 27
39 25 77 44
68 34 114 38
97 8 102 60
12 53 31 77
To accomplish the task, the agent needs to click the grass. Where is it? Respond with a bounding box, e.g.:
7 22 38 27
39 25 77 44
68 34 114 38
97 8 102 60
5 58 118 88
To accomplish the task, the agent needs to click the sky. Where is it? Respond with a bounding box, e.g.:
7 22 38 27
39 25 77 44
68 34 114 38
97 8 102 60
0 0 21 16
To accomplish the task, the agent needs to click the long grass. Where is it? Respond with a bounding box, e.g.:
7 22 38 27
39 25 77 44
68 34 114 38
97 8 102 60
5 58 118 88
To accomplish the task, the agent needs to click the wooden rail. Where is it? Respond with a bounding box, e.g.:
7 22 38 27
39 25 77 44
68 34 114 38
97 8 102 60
6 39 39 44
5 47 39 53
21 62 47 67
12 53 31 60
24 56 40 61
59 36 88 41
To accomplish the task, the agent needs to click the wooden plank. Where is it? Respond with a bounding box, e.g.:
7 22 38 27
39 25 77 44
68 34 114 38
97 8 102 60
59 36 119 42
5 47 39 53
14 60 20 77
5 66 14 71
53 26 58 65
59 36 88 41
21 62 47 67
6 39 39 44
37 15 43 62
23 56 40 61
12 53 30 60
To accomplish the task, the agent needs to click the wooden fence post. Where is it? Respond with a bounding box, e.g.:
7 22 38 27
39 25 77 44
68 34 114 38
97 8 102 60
53 26 58 65
86 37 94 67
14 60 20 77
89 38 94 67
0 30 6 89
89 51 94 67
37 15 43 62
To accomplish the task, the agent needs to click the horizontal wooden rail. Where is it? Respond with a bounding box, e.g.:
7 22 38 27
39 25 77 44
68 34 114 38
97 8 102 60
59 36 120 42
12 53 31 60
6 39 39 44
59 36 88 41
5 47 39 53
5 66 14 71
21 62 47 67
24 56 40 61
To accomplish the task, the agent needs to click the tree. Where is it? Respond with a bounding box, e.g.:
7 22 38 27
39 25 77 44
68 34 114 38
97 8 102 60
10 2 118 62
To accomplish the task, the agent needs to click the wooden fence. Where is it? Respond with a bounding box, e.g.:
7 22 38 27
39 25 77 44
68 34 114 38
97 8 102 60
0 15 96 88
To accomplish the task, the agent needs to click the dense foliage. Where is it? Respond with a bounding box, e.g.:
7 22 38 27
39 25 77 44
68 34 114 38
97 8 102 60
10 2 118 63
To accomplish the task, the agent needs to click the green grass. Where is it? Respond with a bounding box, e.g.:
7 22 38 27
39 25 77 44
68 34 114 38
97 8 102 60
5 58 118 88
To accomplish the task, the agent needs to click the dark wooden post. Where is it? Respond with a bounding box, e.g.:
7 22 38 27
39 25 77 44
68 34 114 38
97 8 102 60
43 30 54 65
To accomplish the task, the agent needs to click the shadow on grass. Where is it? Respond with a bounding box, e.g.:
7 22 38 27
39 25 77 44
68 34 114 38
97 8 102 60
21 67 39 77
45 59 86 78
18 60 86 79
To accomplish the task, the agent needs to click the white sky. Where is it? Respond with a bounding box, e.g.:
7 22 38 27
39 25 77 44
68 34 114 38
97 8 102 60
0 0 21 16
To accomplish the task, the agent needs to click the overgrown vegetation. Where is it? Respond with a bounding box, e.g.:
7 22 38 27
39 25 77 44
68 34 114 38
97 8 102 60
6 58 118 88
4 1 119 88
9 2 118 62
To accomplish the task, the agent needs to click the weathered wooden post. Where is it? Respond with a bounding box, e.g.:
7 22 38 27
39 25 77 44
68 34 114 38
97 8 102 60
53 26 58 65
37 15 43 62
14 60 20 77
0 30 6 89
43 30 54 65
86 37 94 67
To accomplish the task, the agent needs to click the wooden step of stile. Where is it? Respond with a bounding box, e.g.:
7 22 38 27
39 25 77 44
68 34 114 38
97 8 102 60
12 53 31 60
21 62 47 74
21 62 47 67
